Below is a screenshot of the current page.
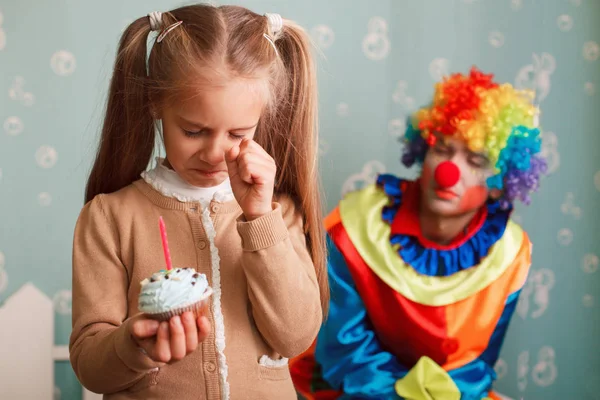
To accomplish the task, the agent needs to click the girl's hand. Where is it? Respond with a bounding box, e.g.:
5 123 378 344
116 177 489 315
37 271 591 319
226 139 276 220
130 312 211 363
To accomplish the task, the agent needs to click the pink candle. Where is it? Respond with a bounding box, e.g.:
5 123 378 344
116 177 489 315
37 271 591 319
159 216 173 271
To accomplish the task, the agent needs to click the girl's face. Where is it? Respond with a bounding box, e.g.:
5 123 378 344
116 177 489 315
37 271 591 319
159 78 265 187
420 134 495 217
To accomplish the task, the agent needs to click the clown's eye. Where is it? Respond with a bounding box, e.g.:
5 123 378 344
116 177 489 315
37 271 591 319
468 154 489 168
433 142 451 154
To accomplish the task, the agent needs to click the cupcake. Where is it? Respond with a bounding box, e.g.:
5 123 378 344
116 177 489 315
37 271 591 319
138 267 213 321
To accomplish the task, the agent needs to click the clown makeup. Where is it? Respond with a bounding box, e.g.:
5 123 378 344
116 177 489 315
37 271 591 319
419 134 495 217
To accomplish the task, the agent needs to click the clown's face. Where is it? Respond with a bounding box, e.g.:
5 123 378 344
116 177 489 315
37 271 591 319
420 135 495 217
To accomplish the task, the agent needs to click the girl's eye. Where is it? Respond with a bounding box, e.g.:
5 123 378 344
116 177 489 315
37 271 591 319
184 129 245 140
183 129 205 137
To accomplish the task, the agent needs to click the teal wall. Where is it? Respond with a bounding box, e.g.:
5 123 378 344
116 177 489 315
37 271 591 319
0 0 599 399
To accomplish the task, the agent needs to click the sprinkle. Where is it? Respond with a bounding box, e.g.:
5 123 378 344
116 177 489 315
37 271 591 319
176 269 181 273
165 275 170 279
172 277 181 281
140 278 149 286
150 277 156 282
193 273 199 278
192 282 196 286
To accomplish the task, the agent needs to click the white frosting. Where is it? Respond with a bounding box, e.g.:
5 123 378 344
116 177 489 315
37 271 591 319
138 268 209 314
140 158 231 398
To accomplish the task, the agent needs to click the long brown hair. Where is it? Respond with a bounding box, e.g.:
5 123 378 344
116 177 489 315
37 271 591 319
85 4 329 315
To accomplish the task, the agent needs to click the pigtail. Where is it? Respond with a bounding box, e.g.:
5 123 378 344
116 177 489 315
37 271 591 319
267 21 330 316
85 17 155 203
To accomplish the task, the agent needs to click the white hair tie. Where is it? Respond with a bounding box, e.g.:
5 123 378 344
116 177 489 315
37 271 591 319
148 11 163 31
157 21 183 43
148 11 183 43
265 13 283 37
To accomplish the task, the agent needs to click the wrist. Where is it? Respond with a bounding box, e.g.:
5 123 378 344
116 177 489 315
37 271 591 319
243 205 274 221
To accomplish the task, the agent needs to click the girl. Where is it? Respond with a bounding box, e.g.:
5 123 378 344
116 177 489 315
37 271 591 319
69 4 328 400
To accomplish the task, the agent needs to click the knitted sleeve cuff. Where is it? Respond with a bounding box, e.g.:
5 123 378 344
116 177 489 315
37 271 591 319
237 203 289 251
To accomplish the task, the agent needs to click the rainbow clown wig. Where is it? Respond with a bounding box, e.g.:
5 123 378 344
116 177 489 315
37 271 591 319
402 66 547 210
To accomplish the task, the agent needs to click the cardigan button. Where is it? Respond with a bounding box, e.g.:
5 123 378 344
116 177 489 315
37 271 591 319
211 204 220 213
205 361 216 373
197 240 207 250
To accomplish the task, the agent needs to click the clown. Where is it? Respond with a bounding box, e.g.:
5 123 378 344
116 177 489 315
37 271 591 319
290 67 547 400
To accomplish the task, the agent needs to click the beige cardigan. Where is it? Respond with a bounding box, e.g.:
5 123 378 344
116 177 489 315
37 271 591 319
69 179 322 399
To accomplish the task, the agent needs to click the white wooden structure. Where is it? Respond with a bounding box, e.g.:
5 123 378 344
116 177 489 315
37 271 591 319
0 283 101 400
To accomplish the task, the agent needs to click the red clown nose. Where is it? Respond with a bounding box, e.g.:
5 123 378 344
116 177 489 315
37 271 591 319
434 161 460 188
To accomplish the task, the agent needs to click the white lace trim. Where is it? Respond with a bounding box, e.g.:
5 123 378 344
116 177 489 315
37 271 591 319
141 157 234 203
258 355 289 368
213 190 235 204
199 196 230 398
141 168 196 203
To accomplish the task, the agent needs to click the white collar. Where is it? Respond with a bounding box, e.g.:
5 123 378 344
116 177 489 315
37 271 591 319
141 158 234 204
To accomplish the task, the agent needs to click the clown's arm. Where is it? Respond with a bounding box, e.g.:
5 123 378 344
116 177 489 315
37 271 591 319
315 235 408 399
